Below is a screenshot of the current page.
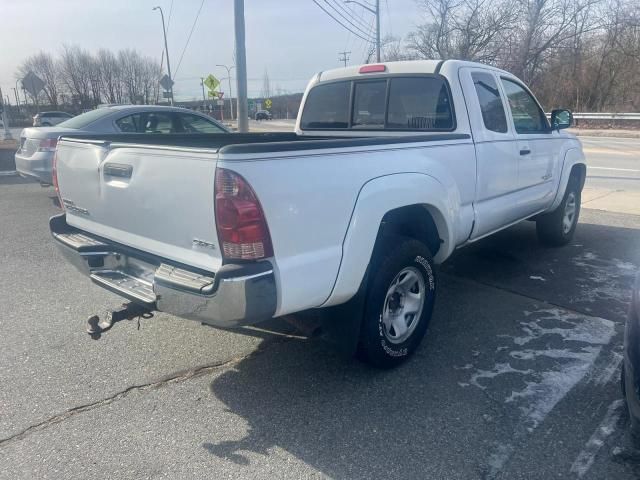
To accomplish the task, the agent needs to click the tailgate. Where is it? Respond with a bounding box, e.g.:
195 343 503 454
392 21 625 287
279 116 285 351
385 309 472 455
55 139 222 272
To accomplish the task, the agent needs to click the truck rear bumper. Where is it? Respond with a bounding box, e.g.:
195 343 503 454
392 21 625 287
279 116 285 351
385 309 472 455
49 214 277 328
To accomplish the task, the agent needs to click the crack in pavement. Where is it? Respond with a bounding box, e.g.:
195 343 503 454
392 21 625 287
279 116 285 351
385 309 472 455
0 335 295 449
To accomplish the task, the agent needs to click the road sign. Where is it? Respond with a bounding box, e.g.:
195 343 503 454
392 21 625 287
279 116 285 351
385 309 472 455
22 71 45 98
217 91 224 99
217 100 225 106
162 91 172 98
204 75 220 92
160 75 174 91
264 98 272 110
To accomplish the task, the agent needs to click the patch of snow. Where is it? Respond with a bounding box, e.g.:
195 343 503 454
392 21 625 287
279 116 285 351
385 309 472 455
485 443 514 479
469 363 534 390
570 400 624 478
591 350 623 386
454 363 474 370
511 308 615 346
570 250 637 314
529 275 546 281
506 359 601 429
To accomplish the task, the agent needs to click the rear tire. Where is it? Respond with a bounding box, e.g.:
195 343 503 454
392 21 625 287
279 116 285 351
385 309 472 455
623 362 640 443
357 236 436 368
536 176 581 246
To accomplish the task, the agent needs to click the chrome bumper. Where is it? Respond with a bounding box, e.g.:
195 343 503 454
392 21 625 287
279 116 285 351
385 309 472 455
49 214 277 328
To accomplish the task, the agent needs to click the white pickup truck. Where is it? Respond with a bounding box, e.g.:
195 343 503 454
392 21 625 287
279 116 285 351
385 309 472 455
50 60 585 367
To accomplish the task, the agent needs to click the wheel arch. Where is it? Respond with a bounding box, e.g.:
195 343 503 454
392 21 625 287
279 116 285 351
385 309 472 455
548 147 587 212
321 173 454 308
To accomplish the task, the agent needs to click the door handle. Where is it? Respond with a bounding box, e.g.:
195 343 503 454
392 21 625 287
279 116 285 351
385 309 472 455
104 163 133 178
519 149 531 156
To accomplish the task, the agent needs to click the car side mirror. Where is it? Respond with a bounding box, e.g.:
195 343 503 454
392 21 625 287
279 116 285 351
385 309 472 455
550 109 572 131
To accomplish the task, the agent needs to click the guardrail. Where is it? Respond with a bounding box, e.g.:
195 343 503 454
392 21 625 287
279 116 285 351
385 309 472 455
545 112 640 120
572 113 640 120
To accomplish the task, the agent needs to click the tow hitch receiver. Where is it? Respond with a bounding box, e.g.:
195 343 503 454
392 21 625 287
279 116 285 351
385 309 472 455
86 302 154 339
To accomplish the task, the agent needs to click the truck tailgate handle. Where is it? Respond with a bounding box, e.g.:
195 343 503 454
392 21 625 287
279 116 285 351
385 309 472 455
519 149 531 156
104 163 133 178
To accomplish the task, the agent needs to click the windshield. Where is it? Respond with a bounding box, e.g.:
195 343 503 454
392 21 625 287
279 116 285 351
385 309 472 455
57 109 113 129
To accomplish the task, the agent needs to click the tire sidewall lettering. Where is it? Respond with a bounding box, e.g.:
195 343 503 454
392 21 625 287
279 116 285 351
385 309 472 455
376 255 435 357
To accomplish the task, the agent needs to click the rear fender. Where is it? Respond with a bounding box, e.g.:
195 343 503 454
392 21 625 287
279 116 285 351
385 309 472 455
321 173 454 307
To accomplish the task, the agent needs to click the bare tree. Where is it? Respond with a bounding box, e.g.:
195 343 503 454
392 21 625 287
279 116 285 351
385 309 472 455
408 0 517 63
97 49 121 104
59 45 94 108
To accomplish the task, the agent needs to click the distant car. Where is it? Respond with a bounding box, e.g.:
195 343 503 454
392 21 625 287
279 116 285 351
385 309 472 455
16 105 229 184
623 271 640 441
33 111 73 127
255 110 272 120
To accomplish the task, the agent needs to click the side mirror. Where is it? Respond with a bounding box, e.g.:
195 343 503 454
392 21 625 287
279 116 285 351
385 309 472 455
550 109 572 130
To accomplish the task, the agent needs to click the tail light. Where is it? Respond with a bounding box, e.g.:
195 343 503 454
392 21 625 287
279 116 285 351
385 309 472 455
52 151 64 210
38 138 57 152
215 168 273 260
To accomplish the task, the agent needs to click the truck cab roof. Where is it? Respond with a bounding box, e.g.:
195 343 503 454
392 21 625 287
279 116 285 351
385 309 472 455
316 59 511 83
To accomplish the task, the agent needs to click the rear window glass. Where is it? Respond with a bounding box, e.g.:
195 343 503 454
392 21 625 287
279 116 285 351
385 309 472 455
300 81 350 129
387 77 453 130
58 109 112 129
352 81 386 129
300 75 454 131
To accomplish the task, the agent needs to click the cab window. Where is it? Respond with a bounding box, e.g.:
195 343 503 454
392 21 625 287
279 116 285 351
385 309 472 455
500 78 549 134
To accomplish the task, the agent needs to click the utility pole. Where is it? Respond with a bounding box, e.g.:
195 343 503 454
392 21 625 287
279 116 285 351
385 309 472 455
234 0 248 132
217 64 235 121
0 87 14 141
200 77 206 106
345 0 380 62
153 6 174 105
339 51 351 67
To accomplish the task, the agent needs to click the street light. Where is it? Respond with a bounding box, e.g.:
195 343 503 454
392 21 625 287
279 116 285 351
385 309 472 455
216 64 235 121
345 0 380 62
152 6 174 105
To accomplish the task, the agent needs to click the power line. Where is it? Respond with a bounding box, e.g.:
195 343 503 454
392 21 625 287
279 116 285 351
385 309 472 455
338 51 351 66
173 0 205 77
327 0 372 33
312 0 375 42
166 0 174 33
324 0 376 39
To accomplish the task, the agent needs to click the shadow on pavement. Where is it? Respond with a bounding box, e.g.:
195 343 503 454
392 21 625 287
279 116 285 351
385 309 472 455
202 213 640 479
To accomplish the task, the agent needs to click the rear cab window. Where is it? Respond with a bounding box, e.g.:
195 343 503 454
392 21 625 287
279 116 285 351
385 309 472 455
300 75 455 131
471 72 508 133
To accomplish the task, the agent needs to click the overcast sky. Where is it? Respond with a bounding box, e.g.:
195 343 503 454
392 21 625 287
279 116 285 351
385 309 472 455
0 0 425 103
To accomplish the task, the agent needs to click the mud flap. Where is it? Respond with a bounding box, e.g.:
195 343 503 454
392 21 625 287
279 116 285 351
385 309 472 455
319 270 369 358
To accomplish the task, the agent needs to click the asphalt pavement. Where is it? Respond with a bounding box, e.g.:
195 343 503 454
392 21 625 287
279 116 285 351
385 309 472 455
1 137 640 479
